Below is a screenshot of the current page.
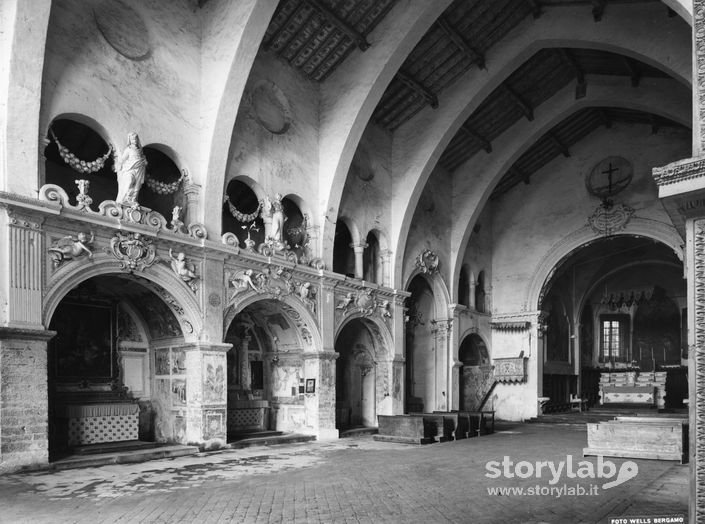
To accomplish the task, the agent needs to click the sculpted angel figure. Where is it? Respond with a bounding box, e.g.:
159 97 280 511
230 269 259 293
336 292 355 310
114 132 147 206
169 249 197 289
48 231 94 268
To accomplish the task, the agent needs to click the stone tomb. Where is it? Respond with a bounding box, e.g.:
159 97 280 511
583 416 688 464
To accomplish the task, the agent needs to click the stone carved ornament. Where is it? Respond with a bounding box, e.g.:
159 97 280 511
228 266 317 314
415 249 439 274
587 202 634 236
335 289 391 321
48 231 94 268
167 248 198 292
38 184 208 241
107 232 158 271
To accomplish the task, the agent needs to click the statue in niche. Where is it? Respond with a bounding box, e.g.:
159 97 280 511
114 132 147 206
48 231 95 268
171 206 185 233
168 248 198 291
260 194 289 255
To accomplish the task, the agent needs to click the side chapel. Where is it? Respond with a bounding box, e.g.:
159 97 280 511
0 0 704 520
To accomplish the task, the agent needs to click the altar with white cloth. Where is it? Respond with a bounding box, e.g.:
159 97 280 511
62 402 139 446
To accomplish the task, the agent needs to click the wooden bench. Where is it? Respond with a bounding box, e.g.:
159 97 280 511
459 410 495 436
583 416 688 464
433 411 469 440
408 413 454 442
374 415 434 444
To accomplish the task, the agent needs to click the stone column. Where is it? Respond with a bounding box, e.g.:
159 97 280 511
239 335 251 390
0 327 55 474
380 249 393 287
350 242 367 279
431 319 452 412
182 180 201 232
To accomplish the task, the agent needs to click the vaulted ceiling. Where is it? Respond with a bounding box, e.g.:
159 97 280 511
257 0 687 201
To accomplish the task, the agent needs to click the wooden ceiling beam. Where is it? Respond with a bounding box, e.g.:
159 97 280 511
436 17 486 70
524 0 542 19
502 84 533 121
622 57 641 87
460 124 492 153
596 109 613 129
305 0 370 51
397 70 439 109
264 3 308 51
548 132 570 158
591 0 606 22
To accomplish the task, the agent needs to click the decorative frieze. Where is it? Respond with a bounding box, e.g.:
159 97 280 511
227 266 318 315
491 321 530 331
652 157 705 188
335 289 391 322
693 217 705 521
493 357 527 383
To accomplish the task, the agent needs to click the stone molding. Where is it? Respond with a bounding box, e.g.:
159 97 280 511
0 327 56 341
652 157 705 187
693 218 705 521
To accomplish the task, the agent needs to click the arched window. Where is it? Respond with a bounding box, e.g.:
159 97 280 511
475 271 486 313
363 231 380 284
139 146 184 220
459 265 470 307
222 179 265 247
44 119 114 209
333 221 355 277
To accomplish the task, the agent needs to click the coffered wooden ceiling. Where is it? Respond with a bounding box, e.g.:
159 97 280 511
262 0 397 82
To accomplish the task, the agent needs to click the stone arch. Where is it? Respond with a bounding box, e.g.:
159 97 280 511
389 7 691 288
335 313 394 361
45 113 113 146
337 216 361 246
448 81 691 297
404 269 452 320
143 142 185 175
43 257 203 342
224 293 322 353
199 1 279 233
525 222 684 313
282 193 313 227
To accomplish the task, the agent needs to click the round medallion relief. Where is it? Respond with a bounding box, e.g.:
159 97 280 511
252 82 292 135
586 156 633 199
208 293 221 307
94 0 150 60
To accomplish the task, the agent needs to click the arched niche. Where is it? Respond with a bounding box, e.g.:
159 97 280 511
281 195 307 260
44 118 115 209
223 296 322 436
222 179 265 247
139 145 185 221
405 274 435 413
45 273 189 460
458 333 492 412
334 317 390 430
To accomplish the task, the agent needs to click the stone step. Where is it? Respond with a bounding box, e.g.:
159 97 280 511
227 433 316 449
339 427 378 438
51 444 200 471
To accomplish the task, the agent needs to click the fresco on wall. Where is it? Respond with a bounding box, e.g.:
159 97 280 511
203 356 226 404
171 349 186 374
633 291 680 370
155 349 170 375
171 378 187 406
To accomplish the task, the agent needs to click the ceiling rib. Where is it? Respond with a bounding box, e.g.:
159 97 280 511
461 124 493 153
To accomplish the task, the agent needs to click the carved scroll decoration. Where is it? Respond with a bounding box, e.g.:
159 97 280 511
587 202 634 236
107 232 158 271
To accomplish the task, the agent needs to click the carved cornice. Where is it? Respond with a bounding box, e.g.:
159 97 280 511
490 321 531 331
652 157 705 187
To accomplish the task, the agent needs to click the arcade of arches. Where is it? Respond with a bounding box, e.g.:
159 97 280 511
0 0 704 519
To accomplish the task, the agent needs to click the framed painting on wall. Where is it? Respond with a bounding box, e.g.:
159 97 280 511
51 301 115 380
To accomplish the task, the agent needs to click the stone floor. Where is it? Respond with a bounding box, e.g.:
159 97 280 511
0 423 688 523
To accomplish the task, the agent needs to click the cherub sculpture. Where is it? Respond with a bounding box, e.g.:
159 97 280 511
168 248 197 291
336 292 355 310
378 299 392 318
48 232 94 268
230 269 259 294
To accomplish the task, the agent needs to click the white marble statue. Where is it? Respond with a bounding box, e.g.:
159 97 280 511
114 132 147 206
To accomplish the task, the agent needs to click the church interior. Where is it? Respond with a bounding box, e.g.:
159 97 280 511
0 0 703 519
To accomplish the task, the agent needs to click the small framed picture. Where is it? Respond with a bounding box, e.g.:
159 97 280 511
305 378 316 394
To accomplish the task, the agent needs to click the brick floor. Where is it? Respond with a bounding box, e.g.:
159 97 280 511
0 423 688 523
